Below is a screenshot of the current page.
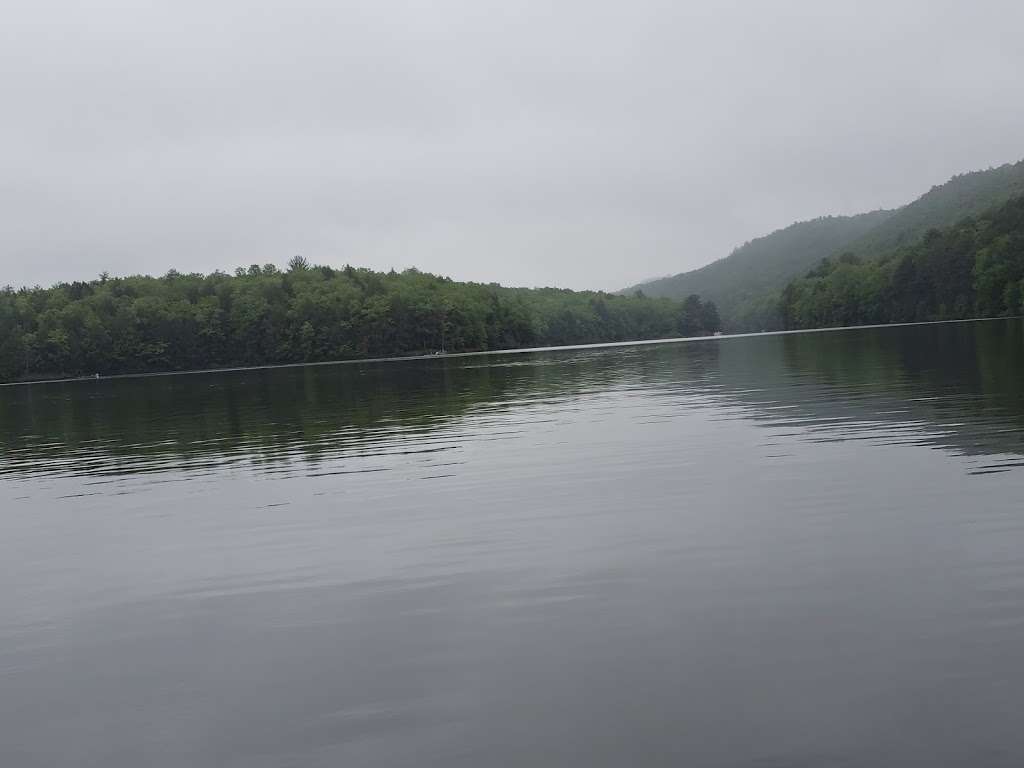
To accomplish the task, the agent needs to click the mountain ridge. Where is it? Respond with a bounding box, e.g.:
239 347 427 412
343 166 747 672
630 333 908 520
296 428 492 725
626 158 1024 330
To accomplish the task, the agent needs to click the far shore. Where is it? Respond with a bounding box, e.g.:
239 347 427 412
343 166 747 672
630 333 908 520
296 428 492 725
1 316 1017 388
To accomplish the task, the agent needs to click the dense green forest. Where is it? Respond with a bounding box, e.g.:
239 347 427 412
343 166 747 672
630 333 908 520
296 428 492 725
0 260 720 382
627 159 1024 332
780 194 1024 328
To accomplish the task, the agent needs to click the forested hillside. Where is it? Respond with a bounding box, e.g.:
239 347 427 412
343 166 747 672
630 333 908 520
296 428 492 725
627 159 1024 331
780 194 1024 328
839 161 1024 261
624 211 892 330
0 260 720 383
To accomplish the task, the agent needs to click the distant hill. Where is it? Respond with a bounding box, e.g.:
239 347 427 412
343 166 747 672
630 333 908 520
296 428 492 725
624 211 892 330
626 158 1024 331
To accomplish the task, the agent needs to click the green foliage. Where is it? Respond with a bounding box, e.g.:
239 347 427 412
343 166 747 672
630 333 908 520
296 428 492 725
780 195 1024 329
0 266 721 382
841 161 1024 260
623 212 893 331
628 159 1024 332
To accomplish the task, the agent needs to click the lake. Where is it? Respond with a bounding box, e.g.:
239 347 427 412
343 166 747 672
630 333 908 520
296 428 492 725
3 320 1024 767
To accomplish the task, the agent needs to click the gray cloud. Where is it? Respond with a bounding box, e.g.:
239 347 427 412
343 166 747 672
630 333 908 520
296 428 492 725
2 0 1023 290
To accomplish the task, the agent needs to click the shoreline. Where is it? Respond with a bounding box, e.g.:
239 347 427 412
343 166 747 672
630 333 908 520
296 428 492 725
1 315 1018 388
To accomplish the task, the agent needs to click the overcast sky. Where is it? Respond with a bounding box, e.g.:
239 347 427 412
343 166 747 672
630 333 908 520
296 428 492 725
2 0 1023 291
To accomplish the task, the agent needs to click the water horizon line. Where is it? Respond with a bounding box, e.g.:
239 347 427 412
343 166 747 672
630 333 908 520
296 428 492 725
2 315 1019 388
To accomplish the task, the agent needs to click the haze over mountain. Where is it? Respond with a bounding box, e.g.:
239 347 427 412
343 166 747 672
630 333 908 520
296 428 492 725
626 159 1024 330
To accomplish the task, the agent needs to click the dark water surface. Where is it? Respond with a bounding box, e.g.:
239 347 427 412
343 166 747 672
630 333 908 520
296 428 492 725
3 320 1024 767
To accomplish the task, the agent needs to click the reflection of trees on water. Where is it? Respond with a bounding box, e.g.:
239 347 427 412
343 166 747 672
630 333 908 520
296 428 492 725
718 320 1024 466
0 347 719 477
2 320 1022 478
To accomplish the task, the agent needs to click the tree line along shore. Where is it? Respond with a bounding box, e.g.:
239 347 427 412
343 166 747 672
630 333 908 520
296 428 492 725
0 259 721 383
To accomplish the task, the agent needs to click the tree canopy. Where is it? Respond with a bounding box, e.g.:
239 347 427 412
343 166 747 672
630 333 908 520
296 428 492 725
0 264 720 383
780 195 1024 329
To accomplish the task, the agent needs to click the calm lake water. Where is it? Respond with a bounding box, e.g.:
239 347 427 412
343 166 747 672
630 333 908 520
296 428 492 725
3 320 1024 767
